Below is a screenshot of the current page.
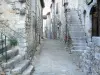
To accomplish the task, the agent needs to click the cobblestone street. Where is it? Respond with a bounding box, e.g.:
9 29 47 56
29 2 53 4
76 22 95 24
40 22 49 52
33 39 85 75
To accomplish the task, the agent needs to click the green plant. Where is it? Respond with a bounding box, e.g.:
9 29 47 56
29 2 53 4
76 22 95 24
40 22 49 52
8 37 18 46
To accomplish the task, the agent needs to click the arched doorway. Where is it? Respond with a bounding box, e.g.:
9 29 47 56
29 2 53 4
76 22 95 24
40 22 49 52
90 5 98 36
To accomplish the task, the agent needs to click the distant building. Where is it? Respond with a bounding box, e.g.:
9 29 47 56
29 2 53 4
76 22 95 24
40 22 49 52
46 12 52 39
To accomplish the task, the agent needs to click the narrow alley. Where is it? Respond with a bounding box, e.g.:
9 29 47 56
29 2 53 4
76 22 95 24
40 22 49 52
33 39 85 75
0 0 100 75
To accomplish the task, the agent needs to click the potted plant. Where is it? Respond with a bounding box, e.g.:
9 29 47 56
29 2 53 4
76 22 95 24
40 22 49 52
8 37 18 47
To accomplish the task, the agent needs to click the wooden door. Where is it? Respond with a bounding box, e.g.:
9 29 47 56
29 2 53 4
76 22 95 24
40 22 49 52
92 11 98 36
97 0 100 36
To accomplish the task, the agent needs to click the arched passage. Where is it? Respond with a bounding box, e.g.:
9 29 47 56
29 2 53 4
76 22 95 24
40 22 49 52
90 5 98 36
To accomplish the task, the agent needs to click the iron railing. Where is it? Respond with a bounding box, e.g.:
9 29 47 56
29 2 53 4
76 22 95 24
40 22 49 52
0 33 8 62
0 20 25 62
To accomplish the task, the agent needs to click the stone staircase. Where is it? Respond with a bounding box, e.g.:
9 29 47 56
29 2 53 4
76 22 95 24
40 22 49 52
0 46 34 75
0 23 34 75
67 10 88 67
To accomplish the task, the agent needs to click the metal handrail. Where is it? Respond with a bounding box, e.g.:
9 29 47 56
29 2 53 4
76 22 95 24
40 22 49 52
0 20 25 63
0 33 8 62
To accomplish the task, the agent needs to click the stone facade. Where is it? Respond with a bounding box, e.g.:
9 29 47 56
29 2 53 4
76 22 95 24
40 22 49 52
0 0 26 49
0 0 44 74
25 0 44 58
50 0 66 40
49 0 100 75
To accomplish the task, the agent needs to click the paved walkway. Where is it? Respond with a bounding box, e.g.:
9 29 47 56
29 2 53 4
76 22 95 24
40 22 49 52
33 39 85 75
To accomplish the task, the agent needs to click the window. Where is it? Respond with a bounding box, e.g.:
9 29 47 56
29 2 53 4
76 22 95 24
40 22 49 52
56 3 58 14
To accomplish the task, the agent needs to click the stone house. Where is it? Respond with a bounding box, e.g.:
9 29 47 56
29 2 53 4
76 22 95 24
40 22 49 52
45 12 52 39
0 0 44 74
26 0 44 58
50 0 100 75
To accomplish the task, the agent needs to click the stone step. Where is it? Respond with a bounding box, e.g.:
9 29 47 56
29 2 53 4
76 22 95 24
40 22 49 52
69 25 84 28
70 34 86 37
69 25 84 27
71 49 85 53
0 47 19 61
71 36 86 38
5 47 19 59
72 43 87 46
69 30 84 32
2 54 25 69
71 15 80 17
22 65 34 75
70 15 79 18
70 22 81 24
12 60 30 74
72 40 86 43
72 39 86 43
70 19 80 22
69 29 84 32
70 32 85 36
73 45 87 48
72 46 88 50
0 42 11 54
69 27 84 31
71 37 86 40
71 37 86 39
70 23 81 25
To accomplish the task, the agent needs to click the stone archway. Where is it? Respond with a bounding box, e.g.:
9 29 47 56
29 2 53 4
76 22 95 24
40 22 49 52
90 5 98 36
90 0 100 36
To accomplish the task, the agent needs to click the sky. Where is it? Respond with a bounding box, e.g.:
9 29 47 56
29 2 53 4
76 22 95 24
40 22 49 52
43 0 51 15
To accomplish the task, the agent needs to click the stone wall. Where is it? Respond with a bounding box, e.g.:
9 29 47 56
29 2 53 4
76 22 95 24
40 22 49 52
25 0 44 58
50 0 66 40
0 0 27 49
